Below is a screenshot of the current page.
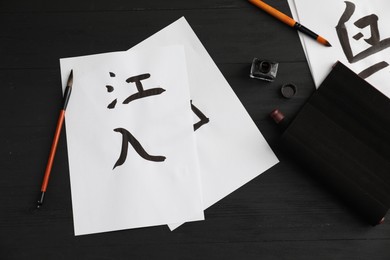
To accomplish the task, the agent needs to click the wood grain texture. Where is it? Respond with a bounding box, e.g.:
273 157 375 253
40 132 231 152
0 0 389 259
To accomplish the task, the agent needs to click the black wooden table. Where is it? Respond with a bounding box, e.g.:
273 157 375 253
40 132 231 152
1 0 389 259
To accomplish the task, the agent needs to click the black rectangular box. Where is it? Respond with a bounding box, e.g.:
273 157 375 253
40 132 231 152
280 62 390 225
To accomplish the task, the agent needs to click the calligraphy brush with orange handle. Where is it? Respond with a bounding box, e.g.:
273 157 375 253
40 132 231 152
248 0 331 47
37 70 73 209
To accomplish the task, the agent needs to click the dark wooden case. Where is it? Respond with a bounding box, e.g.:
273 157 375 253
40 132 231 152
280 62 390 225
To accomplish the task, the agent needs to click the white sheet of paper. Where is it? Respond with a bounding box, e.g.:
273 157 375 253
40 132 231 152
290 0 390 98
60 46 204 236
128 17 279 230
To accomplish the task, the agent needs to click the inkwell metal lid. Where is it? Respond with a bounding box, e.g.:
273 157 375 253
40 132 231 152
281 83 297 98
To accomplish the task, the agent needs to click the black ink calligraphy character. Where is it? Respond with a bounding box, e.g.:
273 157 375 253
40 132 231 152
191 100 210 131
336 1 390 63
113 128 166 169
106 85 114 93
123 73 166 104
353 14 380 46
107 99 117 109
106 72 117 109
357 61 389 79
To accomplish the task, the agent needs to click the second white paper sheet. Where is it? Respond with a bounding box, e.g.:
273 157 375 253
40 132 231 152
129 17 279 230
60 46 204 236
